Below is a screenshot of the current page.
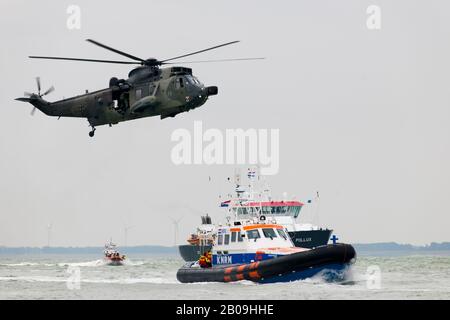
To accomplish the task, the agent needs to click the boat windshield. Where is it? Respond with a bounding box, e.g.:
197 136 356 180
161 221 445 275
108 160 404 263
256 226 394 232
262 228 278 239
246 229 261 240
276 229 288 240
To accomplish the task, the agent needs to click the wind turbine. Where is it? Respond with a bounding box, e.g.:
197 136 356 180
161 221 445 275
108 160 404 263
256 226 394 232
169 216 183 246
124 224 134 247
46 223 52 247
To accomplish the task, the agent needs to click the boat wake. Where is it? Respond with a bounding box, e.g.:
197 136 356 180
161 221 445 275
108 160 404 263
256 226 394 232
0 262 41 267
0 275 178 284
122 259 145 266
1 259 155 268
57 259 106 267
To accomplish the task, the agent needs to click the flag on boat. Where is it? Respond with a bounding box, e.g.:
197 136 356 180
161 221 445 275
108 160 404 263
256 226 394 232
220 200 231 207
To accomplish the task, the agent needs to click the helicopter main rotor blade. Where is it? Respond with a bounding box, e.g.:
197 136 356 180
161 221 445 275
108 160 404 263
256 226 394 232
86 39 145 63
36 77 41 94
161 41 240 63
163 57 266 64
29 56 140 64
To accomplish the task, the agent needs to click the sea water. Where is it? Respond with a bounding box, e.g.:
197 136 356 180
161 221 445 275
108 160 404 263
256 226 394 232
0 253 449 299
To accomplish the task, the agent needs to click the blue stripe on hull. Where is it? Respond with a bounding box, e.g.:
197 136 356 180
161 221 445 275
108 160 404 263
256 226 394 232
257 263 349 284
213 253 277 265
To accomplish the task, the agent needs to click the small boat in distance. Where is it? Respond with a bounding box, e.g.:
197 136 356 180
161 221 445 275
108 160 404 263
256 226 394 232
104 240 126 266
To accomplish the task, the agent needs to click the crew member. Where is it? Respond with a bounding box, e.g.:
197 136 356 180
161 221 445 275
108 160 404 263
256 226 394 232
205 251 212 268
199 254 207 268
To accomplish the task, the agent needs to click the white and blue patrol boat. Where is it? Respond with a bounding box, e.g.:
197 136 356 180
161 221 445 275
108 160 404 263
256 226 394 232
176 216 356 284
178 169 333 262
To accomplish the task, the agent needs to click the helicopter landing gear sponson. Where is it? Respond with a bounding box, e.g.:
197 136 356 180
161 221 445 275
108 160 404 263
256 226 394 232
89 127 96 137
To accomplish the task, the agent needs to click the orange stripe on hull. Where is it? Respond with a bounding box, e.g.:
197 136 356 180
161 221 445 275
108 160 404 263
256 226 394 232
236 273 245 280
249 270 260 279
224 267 233 274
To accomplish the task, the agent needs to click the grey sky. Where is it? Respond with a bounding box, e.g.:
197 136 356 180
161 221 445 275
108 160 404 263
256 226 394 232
0 0 449 247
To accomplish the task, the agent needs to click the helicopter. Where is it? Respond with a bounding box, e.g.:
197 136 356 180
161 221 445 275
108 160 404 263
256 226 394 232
15 39 263 137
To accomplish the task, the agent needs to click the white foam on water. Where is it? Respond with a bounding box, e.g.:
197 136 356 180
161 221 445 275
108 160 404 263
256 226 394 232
1 260 107 268
122 259 145 266
0 275 67 283
1 255 449 299
57 259 107 267
82 277 179 284
0 275 178 284
0 262 41 267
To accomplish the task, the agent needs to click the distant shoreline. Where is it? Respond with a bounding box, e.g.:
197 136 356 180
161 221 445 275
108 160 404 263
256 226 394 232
0 242 449 255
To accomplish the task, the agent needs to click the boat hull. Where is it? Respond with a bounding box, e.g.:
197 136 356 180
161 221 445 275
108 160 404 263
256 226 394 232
104 259 124 266
178 229 333 262
176 243 355 283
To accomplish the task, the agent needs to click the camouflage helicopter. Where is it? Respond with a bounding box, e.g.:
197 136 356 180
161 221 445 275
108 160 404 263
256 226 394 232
16 39 263 137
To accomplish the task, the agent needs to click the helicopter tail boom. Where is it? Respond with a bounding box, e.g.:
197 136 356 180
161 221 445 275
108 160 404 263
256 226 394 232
15 95 54 116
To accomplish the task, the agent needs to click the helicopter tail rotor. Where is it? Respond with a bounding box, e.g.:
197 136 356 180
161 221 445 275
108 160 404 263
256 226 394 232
16 77 55 115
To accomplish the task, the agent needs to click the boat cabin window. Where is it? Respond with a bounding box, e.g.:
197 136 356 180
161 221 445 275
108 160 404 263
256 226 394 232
231 232 237 242
238 232 244 242
232 205 302 217
277 229 288 240
218 234 223 245
246 229 261 240
262 228 278 239
224 234 230 245
291 206 301 218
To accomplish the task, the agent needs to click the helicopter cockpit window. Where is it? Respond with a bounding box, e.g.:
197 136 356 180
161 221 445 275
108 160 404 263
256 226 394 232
186 75 202 86
186 75 197 85
179 77 184 88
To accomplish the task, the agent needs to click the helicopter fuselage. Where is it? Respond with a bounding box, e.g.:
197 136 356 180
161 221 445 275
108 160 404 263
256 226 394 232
16 38 259 136
24 66 217 128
